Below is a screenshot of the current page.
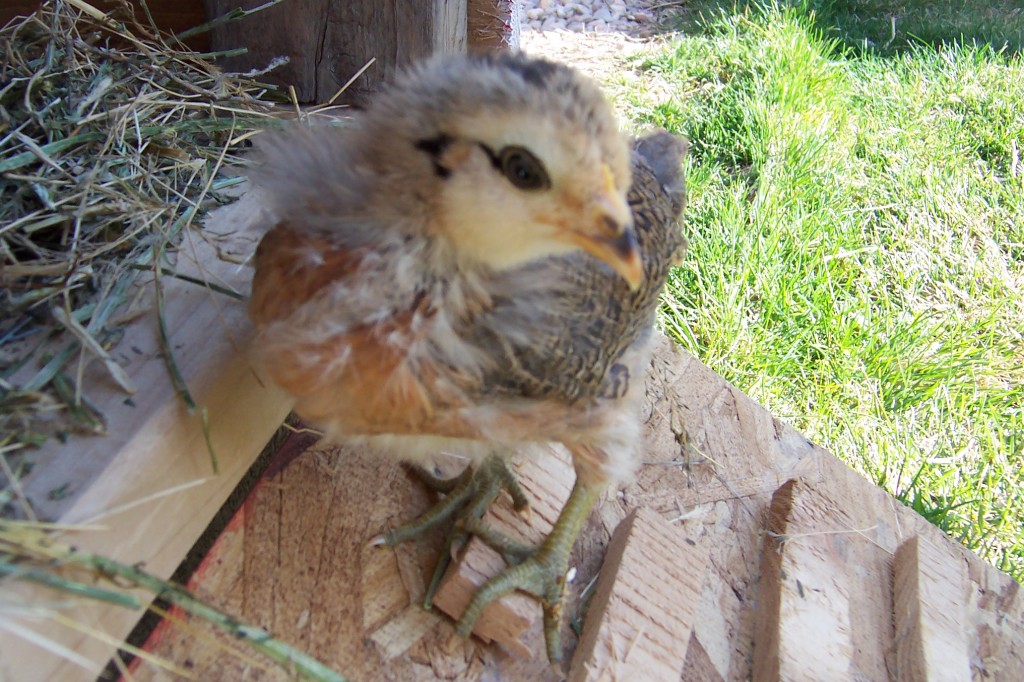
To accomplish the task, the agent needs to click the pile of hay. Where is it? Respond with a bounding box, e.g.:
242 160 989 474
0 0 276 455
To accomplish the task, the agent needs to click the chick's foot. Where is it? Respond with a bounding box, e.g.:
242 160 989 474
456 479 602 665
377 454 529 608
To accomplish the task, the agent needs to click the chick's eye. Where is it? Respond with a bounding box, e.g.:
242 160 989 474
498 146 550 191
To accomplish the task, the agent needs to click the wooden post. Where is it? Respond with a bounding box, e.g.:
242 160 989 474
0 190 294 682
204 0 469 104
467 0 519 51
568 507 709 682
893 535 972 682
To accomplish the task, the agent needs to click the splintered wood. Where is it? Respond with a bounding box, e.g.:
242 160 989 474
568 507 709 682
753 477 872 679
754 478 895 681
893 535 972 682
752 478 1016 682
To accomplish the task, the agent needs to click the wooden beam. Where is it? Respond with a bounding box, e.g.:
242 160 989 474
467 0 519 52
893 535 972 682
204 0 469 104
753 478 895 682
0 191 293 681
568 507 709 682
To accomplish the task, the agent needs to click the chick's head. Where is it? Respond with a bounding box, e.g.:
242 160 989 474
365 53 641 288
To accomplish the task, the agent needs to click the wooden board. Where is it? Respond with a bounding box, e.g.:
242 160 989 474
131 441 559 682
132 336 1024 680
204 0 471 104
568 507 709 682
893 535 972 682
0 190 293 681
467 0 520 52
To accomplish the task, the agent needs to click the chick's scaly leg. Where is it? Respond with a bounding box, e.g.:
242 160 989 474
456 478 602 665
377 455 529 607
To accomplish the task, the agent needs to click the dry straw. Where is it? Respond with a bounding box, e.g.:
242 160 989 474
0 0 276 459
0 517 348 681
0 2 359 678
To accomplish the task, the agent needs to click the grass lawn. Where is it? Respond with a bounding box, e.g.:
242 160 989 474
623 1 1024 577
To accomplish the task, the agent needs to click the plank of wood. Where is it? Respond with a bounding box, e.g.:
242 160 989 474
0 190 293 681
431 537 538 658
753 478 895 682
893 535 972 682
131 441 562 682
467 0 519 51
204 0 469 103
568 506 709 682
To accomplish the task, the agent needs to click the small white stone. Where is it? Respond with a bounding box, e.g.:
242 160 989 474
567 20 585 32
589 19 609 32
525 8 543 20
540 16 560 32
538 0 553 8
529 19 543 30
593 7 612 21
555 6 566 18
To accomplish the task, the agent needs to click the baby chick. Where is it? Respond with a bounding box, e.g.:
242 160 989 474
248 51 687 665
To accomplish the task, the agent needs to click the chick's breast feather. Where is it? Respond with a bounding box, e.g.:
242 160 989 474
247 52 687 487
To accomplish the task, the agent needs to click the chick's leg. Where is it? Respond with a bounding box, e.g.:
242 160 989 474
377 454 528 607
456 477 602 665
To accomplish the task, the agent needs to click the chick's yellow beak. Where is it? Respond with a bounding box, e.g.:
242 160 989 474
569 164 642 290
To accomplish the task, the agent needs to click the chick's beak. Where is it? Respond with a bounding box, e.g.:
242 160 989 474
571 164 643 290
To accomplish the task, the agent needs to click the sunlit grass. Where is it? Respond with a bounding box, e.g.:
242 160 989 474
629 2 1024 577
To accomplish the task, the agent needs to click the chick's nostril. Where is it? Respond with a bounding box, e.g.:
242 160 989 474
601 214 623 235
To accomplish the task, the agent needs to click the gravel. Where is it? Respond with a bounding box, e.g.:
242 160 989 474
520 0 664 37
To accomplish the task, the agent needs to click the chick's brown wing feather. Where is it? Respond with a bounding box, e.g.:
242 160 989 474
249 226 458 436
248 225 363 328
